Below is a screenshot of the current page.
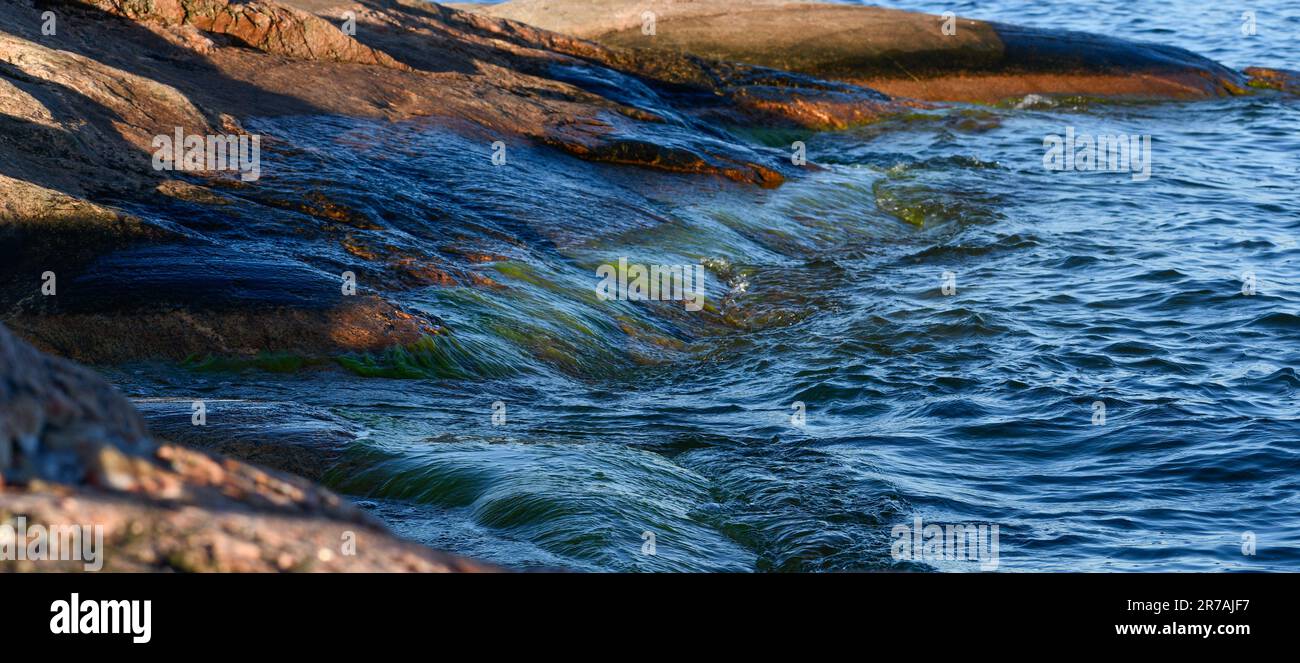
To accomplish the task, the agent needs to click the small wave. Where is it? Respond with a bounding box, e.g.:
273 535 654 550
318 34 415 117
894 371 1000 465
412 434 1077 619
1246 311 1300 331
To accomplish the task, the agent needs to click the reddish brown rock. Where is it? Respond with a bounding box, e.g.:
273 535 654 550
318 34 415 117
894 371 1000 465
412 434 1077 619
82 0 410 68
9 0 893 185
466 0 1252 103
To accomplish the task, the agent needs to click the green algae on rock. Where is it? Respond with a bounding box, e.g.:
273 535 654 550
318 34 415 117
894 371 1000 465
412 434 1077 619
1244 67 1300 95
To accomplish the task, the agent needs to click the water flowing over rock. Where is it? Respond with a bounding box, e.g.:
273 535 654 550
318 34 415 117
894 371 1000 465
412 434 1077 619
1 0 907 362
0 322 495 571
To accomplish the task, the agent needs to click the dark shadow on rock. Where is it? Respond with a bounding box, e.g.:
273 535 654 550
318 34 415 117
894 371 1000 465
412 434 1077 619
29 0 341 119
318 0 483 75
0 60 149 196
23 243 348 315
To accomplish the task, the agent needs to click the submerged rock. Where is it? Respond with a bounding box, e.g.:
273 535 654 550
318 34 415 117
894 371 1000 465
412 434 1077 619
134 398 357 483
1245 67 1300 96
466 0 1252 103
0 322 494 571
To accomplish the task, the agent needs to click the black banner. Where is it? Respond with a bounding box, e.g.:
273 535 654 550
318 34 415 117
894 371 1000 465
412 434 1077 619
5 572 1286 651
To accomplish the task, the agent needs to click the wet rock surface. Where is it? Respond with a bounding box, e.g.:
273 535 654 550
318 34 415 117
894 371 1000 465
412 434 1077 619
133 398 357 482
5 243 437 363
467 0 1253 103
0 322 495 571
1 0 905 363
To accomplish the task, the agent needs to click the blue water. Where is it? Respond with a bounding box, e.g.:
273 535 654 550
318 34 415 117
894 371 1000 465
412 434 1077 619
860 0 1300 70
113 1 1299 571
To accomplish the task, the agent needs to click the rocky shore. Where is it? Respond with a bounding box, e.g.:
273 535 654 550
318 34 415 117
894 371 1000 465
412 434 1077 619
1 0 914 365
3 0 1296 571
4 0 1294 362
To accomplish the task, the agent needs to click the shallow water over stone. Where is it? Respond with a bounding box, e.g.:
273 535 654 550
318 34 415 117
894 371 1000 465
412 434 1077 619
107 2 1300 572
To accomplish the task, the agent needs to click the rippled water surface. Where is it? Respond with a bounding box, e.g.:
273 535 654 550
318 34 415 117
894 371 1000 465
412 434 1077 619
113 1 1299 571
